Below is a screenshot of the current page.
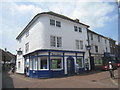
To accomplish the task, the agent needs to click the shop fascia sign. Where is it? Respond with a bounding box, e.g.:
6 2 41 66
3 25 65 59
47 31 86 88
50 52 63 56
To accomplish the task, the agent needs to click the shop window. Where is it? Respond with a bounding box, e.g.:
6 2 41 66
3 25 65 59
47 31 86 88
33 58 37 70
51 57 62 69
30 59 32 70
76 57 83 67
40 57 48 69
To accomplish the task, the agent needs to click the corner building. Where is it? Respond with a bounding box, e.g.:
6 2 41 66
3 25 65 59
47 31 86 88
16 12 90 78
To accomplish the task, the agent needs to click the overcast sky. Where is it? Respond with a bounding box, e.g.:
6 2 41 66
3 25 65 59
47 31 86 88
0 0 118 54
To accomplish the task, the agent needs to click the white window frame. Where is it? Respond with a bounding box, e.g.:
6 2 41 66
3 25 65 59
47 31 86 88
29 59 32 70
26 30 29 37
33 58 37 70
50 36 62 48
25 42 29 53
50 19 55 26
38 57 49 70
56 21 61 27
76 57 83 68
76 40 83 50
50 57 63 71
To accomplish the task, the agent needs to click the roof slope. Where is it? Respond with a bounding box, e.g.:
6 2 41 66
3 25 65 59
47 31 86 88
16 11 89 40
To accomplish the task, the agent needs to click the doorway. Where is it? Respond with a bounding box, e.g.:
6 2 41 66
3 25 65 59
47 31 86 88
67 56 75 75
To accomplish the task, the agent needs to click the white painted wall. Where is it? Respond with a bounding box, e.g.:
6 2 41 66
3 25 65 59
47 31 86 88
88 32 110 54
16 14 89 73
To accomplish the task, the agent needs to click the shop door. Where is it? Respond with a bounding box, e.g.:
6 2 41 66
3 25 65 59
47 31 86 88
67 57 75 75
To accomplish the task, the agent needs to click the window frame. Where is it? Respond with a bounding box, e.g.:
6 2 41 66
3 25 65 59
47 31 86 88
50 36 62 48
74 26 78 32
98 36 100 42
33 58 37 70
26 30 29 37
38 57 49 70
50 57 63 70
95 45 98 53
76 57 83 68
50 19 55 26
56 21 61 27
91 33 93 40
78 27 82 32
76 40 84 50
25 42 29 53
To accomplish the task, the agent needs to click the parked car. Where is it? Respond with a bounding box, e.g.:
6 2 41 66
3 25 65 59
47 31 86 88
116 63 120 67
115 60 120 67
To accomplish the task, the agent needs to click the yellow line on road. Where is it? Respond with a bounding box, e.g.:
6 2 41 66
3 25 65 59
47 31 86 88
110 78 118 86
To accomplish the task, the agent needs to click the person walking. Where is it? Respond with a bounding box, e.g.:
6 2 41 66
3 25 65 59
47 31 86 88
108 61 114 79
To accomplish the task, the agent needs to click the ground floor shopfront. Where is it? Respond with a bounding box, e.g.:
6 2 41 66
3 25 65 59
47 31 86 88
24 49 86 78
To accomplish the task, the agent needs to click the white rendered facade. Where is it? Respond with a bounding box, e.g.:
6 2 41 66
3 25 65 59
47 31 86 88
16 12 90 74
88 30 110 68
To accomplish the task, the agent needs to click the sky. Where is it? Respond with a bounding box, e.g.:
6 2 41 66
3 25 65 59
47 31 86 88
0 0 119 54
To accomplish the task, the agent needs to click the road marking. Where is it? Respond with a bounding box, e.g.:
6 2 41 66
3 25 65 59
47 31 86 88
110 78 118 86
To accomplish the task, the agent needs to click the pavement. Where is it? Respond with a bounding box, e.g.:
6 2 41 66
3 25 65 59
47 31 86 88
2 68 120 89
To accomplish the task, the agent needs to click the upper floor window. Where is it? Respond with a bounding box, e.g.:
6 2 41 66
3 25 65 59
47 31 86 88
74 26 82 33
56 21 61 27
26 30 29 37
98 36 100 42
25 42 29 53
106 47 108 52
50 36 62 48
91 33 93 40
78 27 82 32
105 39 107 44
50 19 55 26
95 46 98 52
74 26 78 32
76 40 83 49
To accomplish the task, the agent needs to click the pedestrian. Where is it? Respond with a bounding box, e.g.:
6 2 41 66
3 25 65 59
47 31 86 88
76 62 79 75
108 61 114 79
85 62 89 72
24 67 27 77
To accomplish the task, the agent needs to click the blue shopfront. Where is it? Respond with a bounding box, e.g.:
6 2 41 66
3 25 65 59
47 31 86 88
24 49 85 78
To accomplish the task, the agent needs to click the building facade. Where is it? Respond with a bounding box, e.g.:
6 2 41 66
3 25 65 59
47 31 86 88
16 12 90 78
87 30 110 70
